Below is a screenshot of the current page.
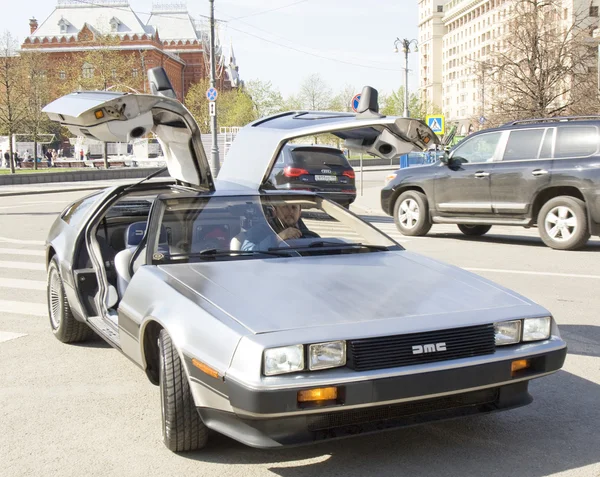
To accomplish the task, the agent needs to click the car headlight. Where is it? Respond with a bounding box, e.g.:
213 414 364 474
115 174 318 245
494 320 522 345
263 345 304 376
522 317 551 342
308 341 346 371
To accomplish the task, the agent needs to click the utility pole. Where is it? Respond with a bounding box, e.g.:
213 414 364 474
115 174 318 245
208 0 220 176
394 38 418 118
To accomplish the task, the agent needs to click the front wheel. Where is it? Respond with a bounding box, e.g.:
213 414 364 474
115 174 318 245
538 196 590 250
457 224 492 236
159 330 208 452
47 256 93 343
393 191 432 236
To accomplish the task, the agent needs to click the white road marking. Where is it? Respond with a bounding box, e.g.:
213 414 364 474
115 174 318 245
0 236 45 246
0 247 45 257
466 267 600 280
0 277 46 290
0 201 68 210
0 331 28 343
0 261 45 271
0 300 46 316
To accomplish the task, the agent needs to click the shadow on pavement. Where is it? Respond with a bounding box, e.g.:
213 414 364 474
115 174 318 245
429 232 600 250
560 325 600 358
182 370 600 477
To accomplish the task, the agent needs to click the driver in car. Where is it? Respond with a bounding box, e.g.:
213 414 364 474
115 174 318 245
241 202 317 251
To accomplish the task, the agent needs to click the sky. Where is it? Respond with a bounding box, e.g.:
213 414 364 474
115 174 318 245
0 0 420 100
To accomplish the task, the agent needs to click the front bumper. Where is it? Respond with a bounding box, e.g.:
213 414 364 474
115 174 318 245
201 346 566 448
380 186 394 215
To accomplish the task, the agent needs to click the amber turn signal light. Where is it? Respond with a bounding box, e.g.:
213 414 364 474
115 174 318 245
192 358 219 379
94 109 104 119
511 359 530 375
297 387 338 403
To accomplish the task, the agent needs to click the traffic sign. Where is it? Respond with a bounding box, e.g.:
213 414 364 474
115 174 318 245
426 115 445 135
206 87 218 102
352 94 361 113
209 102 216 117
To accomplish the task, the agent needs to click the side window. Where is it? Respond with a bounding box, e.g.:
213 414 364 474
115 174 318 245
554 126 598 159
61 192 102 227
452 132 502 164
502 128 545 161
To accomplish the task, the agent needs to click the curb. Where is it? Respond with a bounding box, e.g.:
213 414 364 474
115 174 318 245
0 185 108 197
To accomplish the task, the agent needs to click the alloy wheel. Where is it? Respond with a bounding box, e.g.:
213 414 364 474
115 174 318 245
545 206 577 242
399 199 419 229
48 268 63 330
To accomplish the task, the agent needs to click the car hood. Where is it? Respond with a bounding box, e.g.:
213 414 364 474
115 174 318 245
159 251 542 335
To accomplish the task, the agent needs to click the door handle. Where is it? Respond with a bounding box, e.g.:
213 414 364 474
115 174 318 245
474 171 490 178
532 169 549 176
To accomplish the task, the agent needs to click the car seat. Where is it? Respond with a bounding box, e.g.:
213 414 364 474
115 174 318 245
114 221 167 297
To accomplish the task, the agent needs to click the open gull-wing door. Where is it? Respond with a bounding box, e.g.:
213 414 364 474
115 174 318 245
216 86 440 191
42 70 213 190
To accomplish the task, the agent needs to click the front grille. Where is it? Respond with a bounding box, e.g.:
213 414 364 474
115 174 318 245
347 324 496 371
307 387 499 431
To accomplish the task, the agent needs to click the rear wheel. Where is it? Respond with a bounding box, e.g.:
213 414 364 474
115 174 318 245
457 224 492 236
47 256 93 343
159 329 208 452
538 196 590 250
393 191 432 236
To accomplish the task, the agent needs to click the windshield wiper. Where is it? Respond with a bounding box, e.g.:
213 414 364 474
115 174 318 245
270 241 389 251
166 248 294 259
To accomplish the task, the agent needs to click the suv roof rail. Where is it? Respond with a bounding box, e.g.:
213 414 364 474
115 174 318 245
502 116 600 126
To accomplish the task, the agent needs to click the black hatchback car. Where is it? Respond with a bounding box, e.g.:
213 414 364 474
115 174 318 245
381 116 600 250
265 144 356 208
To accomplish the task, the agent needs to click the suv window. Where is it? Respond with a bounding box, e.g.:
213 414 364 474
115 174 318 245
502 128 545 161
451 132 502 164
554 126 598 159
291 148 348 167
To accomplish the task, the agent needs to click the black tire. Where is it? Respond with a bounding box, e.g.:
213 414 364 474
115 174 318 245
47 256 94 343
393 190 432 236
538 196 590 250
457 224 492 236
159 329 208 452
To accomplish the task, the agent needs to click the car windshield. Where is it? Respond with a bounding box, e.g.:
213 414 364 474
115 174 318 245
149 194 400 264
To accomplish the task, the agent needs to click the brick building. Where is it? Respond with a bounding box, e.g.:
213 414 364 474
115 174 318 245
20 0 240 102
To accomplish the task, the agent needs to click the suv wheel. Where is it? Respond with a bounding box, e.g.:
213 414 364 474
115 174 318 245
538 196 590 250
457 224 492 236
393 191 432 236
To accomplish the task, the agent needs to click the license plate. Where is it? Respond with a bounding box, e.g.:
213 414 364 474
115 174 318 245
315 175 337 182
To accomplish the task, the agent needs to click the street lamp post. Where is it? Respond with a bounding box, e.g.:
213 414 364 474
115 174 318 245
394 38 418 118
208 0 220 176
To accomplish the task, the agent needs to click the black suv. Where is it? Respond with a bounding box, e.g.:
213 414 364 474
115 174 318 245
381 117 600 250
265 144 356 208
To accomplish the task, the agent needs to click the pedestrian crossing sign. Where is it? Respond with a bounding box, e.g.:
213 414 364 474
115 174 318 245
426 115 445 135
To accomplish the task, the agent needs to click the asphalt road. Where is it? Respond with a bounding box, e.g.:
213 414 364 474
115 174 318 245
1 173 599 477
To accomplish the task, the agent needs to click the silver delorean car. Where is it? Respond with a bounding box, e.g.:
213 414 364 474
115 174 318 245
43 68 567 452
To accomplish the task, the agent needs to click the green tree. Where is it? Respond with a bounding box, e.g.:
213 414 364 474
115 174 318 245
329 84 356 112
245 79 284 118
381 86 440 120
185 79 257 133
0 31 27 173
298 74 332 110
21 51 53 170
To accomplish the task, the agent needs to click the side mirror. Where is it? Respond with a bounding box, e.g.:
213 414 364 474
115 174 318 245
441 152 450 164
